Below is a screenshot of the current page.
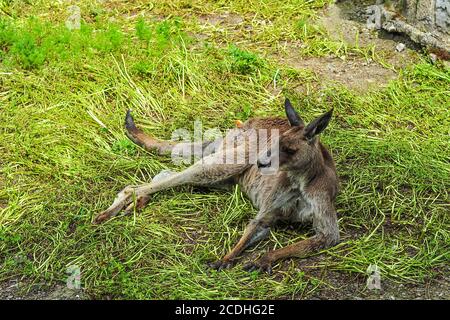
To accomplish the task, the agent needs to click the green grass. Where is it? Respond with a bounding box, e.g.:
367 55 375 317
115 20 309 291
0 0 449 299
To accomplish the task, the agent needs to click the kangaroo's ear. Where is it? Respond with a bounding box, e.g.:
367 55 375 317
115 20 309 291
304 109 333 139
284 98 304 127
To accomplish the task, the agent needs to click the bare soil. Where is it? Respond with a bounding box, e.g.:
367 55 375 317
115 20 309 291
320 2 420 66
2 265 448 300
197 12 244 26
283 54 397 92
0 279 87 300
274 3 420 92
303 261 450 300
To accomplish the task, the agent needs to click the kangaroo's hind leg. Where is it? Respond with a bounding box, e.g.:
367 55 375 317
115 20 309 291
94 112 254 224
93 153 251 224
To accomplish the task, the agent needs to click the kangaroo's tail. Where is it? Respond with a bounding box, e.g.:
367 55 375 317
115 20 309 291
125 110 175 155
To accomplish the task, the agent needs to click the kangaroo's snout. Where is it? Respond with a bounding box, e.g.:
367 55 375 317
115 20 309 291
257 149 272 168
257 159 271 168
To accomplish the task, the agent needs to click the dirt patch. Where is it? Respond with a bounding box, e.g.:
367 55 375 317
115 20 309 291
2 264 448 300
182 12 247 43
272 2 424 92
307 268 450 300
197 12 244 27
0 279 88 300
319 3 419 68
282 53 397 91
181 225 209 256
280 255 450 300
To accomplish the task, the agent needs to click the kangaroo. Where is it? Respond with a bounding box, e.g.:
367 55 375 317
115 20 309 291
94 98 339 273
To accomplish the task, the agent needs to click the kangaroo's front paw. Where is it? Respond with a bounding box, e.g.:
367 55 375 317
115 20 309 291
243 256 273 275
207 259 234 271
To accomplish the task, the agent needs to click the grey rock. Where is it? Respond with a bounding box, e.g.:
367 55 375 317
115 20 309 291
396 43 406 52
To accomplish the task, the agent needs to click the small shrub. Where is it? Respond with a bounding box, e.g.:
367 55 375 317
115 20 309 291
228 45 264 74
135 17 152 41
135 17 184 52
93 24 124 52
112 138 137 155
0 17 127 69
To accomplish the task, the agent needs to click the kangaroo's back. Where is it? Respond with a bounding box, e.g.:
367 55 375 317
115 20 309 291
243 117 292 133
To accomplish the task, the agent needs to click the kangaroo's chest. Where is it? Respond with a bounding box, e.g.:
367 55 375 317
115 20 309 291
237 166 314 223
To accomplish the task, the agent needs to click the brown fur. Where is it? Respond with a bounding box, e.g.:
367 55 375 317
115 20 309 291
94 99 340 274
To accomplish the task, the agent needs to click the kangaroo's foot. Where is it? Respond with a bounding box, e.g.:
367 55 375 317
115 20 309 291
242 256 273 275
124 195 151 214
93 170 180 224
207 258 235 271
242 234 338 275
93 186 149 224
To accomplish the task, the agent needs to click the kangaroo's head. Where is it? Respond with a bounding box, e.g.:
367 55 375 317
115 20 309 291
257 98 333 172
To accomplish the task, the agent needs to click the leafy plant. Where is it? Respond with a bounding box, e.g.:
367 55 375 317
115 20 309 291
228 45 264 74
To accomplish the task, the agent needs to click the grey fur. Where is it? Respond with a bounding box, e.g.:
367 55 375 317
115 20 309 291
94 99 340 273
